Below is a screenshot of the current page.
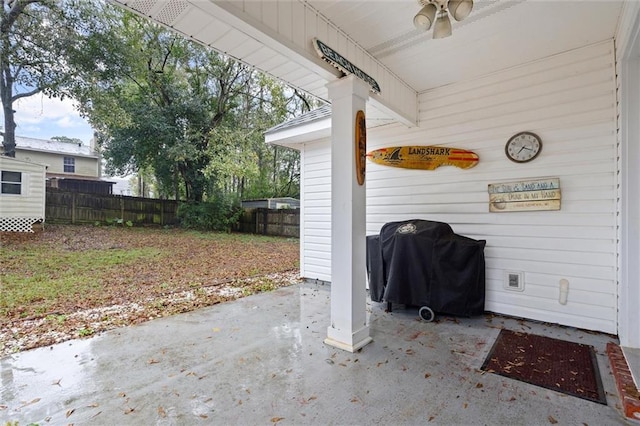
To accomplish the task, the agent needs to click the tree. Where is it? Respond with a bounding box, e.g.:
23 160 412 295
0 0 90 156
69 8 318 202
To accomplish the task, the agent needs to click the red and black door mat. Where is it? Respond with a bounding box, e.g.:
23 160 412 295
481 329 606 404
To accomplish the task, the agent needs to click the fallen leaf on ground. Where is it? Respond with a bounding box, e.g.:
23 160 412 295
20 398 41 408
548 415 558 424
158 406 167 418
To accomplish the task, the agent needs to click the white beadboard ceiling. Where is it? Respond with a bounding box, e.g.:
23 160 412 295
110 0 624 123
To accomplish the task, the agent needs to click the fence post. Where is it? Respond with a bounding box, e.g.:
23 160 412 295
263 209 268 235
280 210 284 235
120 195 124 221
71 192 76 224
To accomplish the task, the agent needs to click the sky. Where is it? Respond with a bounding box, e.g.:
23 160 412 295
4 93 94 145
4 93 134 191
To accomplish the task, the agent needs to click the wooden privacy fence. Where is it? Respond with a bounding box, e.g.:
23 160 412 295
237 208 299 237
45 188 180 226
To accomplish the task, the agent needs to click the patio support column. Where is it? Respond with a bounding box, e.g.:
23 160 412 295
324 75 372 352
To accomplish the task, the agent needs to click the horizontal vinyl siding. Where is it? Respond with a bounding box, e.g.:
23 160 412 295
16 151 99 177
0 158 46 218
301 140 332 282
365 41 618 334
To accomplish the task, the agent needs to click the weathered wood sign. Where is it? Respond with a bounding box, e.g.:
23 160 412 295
367 146 479 170
488 178 561 212
313 38 381 93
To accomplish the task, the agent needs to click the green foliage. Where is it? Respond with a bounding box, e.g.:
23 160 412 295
78 327 94 337
0 0 103 154
46 314 67 325
103 218 134 227
4 1 315 200
64 5 316 202
177 195 242 232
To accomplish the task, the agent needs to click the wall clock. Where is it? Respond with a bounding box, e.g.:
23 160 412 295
505 131 542 163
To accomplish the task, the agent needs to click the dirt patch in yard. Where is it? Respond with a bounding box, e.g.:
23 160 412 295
0 225 300 356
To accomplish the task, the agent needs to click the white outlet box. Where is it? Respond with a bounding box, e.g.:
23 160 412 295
504 271 525 291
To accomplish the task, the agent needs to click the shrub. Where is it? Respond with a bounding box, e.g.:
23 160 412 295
177 196 242 231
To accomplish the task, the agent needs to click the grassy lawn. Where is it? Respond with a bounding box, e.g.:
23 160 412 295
0 225 300 322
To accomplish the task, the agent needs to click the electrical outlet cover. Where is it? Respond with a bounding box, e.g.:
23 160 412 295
504 271 525 292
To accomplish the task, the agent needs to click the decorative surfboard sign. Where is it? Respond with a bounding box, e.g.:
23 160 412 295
367 146 479 170
312 38 381 94
355 110 366 185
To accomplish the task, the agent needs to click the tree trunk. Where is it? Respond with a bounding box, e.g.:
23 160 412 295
0 42 16 157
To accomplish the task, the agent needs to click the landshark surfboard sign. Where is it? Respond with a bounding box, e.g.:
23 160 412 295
367 146 479 170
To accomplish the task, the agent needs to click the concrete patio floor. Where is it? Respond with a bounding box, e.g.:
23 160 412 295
0 281 632 425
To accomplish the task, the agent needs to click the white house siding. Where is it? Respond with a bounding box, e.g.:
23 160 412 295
0 157 46 232
614 2 640 348
15 150 99 177
363 41 618 334
300 139 332 282
296 41 618 334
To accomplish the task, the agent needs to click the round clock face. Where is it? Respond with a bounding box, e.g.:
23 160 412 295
505 132 542 163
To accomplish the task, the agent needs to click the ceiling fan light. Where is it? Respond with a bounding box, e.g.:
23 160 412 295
413 3 437 31
433 11 452 38
448 0 473 21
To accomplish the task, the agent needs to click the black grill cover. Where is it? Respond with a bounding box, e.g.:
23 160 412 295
367 219 486 317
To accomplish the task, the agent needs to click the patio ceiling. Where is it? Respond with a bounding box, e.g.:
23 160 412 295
110 0 624 125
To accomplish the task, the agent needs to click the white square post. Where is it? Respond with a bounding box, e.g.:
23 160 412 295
324 75 372 352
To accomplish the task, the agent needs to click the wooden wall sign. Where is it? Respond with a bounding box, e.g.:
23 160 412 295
488 178 561 212
313 38 381 93
367 146 479 170
355 110 366 185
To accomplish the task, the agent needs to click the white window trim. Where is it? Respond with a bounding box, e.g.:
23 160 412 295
0 170 26 196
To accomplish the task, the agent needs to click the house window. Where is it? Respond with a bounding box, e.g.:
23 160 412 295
1 170 22 194
64 157 75 173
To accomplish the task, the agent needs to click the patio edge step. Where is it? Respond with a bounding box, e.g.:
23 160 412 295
607 342 640 422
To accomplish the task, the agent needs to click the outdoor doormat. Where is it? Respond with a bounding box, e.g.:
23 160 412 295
481 329 606 404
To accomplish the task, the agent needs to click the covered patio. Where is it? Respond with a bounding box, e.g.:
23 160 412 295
98 0 638 420
104 0 640 354
5 0 638 422
0 282 627 424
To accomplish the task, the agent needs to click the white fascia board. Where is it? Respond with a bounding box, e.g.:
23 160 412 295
265 117 331 148
17 146 100 159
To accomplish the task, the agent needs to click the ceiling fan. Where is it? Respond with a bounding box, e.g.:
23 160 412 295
414 0 474 39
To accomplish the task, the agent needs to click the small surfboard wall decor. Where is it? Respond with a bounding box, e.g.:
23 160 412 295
367 146 479 170
355 110 366 185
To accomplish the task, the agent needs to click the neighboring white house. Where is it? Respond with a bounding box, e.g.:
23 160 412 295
0 156 46 232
